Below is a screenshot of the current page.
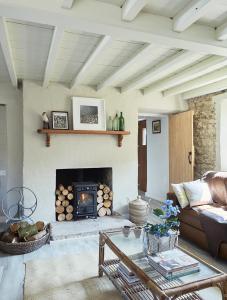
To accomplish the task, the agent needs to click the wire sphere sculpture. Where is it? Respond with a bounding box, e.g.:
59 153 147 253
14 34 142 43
2 187 37 223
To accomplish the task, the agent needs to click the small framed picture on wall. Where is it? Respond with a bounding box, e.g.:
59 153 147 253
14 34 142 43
152 120 161 134
51 111 69 130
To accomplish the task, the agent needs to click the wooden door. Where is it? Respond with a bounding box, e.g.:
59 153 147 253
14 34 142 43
169 111 194 189
138 120 147 192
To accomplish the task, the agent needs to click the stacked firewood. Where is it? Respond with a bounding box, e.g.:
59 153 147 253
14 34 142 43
0 221 46 243
55 184 74 221
97 184 113 217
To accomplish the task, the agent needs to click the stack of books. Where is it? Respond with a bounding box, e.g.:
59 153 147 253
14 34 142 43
117 262 140 285
147 248 200 279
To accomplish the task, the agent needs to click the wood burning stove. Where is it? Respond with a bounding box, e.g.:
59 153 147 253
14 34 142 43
73 182 98 219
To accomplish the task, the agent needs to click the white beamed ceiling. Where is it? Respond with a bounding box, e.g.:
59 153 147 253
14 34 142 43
0 0 227 97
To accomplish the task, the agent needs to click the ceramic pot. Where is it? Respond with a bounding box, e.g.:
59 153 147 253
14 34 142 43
129 196 149 225
122 225 131 237
133 226 143 238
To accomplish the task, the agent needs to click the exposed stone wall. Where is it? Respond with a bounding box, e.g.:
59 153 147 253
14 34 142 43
188 95 216 179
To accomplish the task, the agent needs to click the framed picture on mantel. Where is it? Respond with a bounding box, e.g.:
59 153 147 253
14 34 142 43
51 111 69 130
72 97 106 131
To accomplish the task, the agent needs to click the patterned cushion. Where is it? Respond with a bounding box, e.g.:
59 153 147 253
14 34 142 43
172 183 189 209
183 180 213 207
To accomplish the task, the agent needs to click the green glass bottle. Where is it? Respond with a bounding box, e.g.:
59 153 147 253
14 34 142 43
107 116 113 131
113 113 119 131
119 112 125 131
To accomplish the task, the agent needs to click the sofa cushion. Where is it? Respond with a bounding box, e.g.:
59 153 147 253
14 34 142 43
203 171 227 206
172 183 189 209
183 180 213 207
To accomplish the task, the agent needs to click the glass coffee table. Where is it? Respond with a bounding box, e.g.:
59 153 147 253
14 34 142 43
99 228 227 300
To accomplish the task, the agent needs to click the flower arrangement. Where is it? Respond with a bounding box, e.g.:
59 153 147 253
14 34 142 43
144 200 180 238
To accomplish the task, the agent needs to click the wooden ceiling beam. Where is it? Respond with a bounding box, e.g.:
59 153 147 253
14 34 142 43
70 35 111 89
144 55 227 94
97 43 156 90
121 51 204 93
43 26 64 88
163 66 227 96
61 0 75 9
173 0 213 32
216 22 227 41
122 0 147 21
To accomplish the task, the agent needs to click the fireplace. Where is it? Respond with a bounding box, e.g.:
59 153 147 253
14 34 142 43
73 182 98 219
55 168 112 221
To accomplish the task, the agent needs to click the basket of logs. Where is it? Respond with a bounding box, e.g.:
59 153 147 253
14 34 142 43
55 184 74 222
0 221 49 255
97 184 113 217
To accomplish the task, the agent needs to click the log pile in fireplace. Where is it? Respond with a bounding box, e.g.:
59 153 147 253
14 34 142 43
97 184 113 217
55 184 74 221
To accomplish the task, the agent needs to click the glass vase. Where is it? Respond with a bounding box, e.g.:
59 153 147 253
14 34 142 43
113 113 119 131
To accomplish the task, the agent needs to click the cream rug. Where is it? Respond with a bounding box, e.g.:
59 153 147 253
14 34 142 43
24 246 121 300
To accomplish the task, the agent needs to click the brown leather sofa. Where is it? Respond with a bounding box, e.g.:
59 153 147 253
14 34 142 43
167 171 227 260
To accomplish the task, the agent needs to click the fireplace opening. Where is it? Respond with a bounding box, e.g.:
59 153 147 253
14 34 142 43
55 168 112 221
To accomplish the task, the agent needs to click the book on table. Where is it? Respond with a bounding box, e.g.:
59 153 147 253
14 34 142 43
147 248 200 279
117 262 140 284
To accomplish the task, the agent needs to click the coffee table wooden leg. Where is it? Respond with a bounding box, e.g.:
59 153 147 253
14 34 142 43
99 233 106 277
216 282 227 299
222 281 227 299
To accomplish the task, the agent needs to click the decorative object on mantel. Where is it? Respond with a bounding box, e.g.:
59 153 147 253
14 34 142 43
37 129 130 147
119 112 125 131
55 185 74 221
72 97 106 130
107 116 113 131
113 113 119 131
41 112 50 129
51 111 69 130
143 200 180 255
129 195 149 225
97 183 113 217
152 119 161 134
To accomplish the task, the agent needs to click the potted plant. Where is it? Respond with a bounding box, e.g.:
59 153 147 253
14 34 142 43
143 200 180 255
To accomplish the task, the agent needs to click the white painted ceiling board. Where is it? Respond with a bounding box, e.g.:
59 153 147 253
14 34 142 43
109 48 177 87
6 20 53 80
51 30 101 83
142 0 189 17
81 65 119 86
103 46 174 87
80 39 145 85
0 44 10 82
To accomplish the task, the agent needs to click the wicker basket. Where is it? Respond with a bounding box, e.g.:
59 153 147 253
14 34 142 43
0 229 50 255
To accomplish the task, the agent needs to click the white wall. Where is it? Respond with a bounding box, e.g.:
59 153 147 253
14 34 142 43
0 83 23 208
146 116 169 201
216 96 227 171
0 105 7 216
23 81 187 222
214 93 227 171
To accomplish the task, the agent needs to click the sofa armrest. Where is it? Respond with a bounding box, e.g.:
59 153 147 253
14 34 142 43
167 192 179 207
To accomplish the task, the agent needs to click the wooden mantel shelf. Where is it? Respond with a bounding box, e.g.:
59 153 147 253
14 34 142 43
37 129 130 147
